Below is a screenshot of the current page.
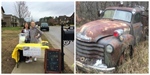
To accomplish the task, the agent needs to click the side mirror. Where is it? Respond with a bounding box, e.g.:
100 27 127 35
98 10 104 17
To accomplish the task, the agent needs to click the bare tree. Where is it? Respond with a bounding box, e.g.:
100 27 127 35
76 1 148 26
14 1 31 26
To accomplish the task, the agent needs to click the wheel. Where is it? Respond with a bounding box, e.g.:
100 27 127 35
117 45 133 66
118 53 124 66
47 29 49 31
40 28 42 31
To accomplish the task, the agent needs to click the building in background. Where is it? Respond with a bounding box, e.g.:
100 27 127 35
39 13 74 26
3 14 21 27
58 15 69 24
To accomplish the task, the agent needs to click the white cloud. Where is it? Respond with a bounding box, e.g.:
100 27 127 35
2 1 74 21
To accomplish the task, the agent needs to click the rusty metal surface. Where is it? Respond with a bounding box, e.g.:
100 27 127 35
77 19 130 42
141 15 148 26
97 36 122 67
76 31 134 68
96 34 134 67
76 18 134 67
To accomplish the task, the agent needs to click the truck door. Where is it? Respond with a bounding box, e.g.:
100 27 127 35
132 13 143 44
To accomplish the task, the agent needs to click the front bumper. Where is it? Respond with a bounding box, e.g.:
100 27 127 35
40 27 49 30
76 61 115 73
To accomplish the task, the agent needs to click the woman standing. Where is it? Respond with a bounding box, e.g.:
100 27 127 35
20 23 32 63
27 21 42 62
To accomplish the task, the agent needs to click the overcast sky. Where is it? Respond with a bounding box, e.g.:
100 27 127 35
2 1 74 21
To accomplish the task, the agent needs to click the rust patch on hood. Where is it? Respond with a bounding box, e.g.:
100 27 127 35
77 19 130 41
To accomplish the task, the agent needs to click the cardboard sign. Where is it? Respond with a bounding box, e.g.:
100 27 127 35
23 46 41 57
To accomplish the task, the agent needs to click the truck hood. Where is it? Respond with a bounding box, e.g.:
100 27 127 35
77 19 130 42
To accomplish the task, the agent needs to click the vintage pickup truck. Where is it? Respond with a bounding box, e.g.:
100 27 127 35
76 6 148 72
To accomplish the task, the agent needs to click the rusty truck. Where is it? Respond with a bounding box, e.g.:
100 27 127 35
76 6 148 72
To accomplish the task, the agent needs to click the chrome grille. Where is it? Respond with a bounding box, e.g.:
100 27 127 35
76 39 105 65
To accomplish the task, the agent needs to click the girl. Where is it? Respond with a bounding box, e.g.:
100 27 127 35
21 23 32 63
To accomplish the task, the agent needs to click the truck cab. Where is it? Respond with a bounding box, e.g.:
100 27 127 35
76 7 145 72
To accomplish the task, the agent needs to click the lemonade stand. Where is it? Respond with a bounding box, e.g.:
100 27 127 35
12 33 49 67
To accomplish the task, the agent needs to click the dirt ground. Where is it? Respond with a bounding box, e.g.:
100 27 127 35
1 27 73 73
2 28 21 73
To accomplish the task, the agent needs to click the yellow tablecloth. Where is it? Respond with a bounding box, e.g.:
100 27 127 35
12 41 49 62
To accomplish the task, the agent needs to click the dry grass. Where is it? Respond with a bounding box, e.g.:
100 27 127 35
116 40 148 73
2 27 22 73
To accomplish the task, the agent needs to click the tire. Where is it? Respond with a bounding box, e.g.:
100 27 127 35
47 29 49 31
117 45 133 66
40 28 42 31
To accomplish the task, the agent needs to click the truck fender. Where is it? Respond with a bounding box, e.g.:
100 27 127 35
96 34 134 67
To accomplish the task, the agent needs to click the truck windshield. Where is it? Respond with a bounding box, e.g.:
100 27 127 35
103 10 132 22
41 23 48 26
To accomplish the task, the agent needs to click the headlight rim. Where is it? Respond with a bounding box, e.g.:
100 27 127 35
119 35 124 41
105 44 114 53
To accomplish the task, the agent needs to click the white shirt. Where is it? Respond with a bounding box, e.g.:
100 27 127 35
23 29 30 37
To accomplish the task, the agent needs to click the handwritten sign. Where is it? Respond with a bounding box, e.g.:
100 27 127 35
23 46 41 57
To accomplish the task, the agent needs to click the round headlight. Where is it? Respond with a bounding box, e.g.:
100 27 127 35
119 35 124 41
106 45 113 53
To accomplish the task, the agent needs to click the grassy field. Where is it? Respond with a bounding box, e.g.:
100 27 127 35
2 27 22 31
116 40 148 73
2 27 22 73
2 27 73 73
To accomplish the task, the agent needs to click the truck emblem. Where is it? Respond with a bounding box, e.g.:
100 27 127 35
80 57 86 62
